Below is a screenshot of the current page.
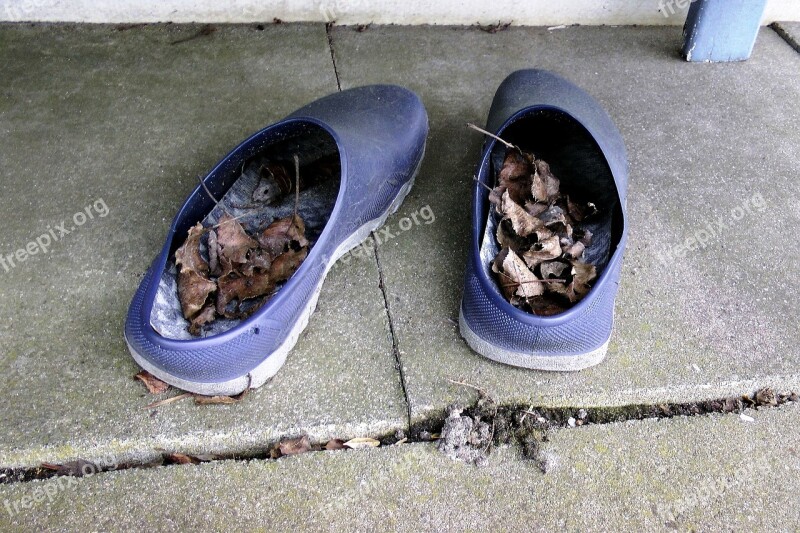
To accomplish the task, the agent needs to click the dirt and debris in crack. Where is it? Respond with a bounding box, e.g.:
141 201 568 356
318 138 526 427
477 21 512 33
438 405 494 467
1 431 407 485
432 384 798 471
4 390 796 485
170 24 217 45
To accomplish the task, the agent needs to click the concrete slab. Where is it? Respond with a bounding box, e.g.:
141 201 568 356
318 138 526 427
2 403 798 530
330 25 800 422
773 21 800 52
0 23 407 468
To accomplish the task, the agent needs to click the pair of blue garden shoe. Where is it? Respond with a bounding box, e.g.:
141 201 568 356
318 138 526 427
124 69 628 395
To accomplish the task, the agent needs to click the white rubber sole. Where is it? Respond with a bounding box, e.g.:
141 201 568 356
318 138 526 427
128 152 423 396
458 307 610 372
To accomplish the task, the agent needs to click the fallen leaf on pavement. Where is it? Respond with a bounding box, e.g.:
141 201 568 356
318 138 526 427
143 392 193 410
324 439 347 451
194 392 245 405
40 459 99 477
343 437 381 449
167 453 200 465
279 435 312 456
134 370 170 394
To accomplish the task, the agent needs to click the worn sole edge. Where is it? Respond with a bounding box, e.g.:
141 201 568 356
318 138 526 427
458 307 610 372
127 149 424 396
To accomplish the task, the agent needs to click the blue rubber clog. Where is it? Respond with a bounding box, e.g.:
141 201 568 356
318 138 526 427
125 85 428 395
460 69 628 371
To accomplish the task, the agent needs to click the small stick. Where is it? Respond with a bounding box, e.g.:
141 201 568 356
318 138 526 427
198 175 237 219
446 378 490 398
198 175 221 205
473 175 494 193
143 392 192 410
293 154 300 218
499 279 566 287
519 404 536 425
211 212 250 229
466 123 519 151
497 270 567 285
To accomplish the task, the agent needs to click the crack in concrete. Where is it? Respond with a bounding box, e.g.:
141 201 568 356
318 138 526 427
771 23 800 54
372 239 414 432
325 22 342 91
1 388 795 485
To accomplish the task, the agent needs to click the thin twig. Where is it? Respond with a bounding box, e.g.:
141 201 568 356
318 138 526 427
293 154 300 218
519 405 535 425
197 175 235 220
466 123 519 151
143 392 192 410
499 279 566 288
211 212 250 229
473 175 494 193
446 378 490 398
497 270 567 285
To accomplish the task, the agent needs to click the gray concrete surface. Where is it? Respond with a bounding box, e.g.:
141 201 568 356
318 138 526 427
0 23 407 469
1 21 800 482
331 25 800 424
774 21 800 52
2 403 798 531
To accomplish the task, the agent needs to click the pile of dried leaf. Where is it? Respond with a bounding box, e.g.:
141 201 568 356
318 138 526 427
488 148 599 316
175 155 313 336
175 213 308 335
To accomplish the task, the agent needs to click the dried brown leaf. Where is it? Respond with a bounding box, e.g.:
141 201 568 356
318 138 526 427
493 247 544 299
188 304 217 336
536 160 561 202
194 394 240 405
270 247 308 283
168 453 200 465
178 269 217 320
565 261 597 303
216 270 275 317
324 439 347 451
135 370 170 395
143 392 193 410
564 241 586 260
496 219 527 254
258 215 308 258
539 261 569 280
531 170 548 203
175 223 209 275
343 437 381 449
41 459 99 477
279 435 312 456
522 236 562 269
500 190 545 238
216 214 259 264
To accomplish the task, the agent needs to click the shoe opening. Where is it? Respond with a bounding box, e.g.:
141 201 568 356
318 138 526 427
479 108 624 315
150 122 341 340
